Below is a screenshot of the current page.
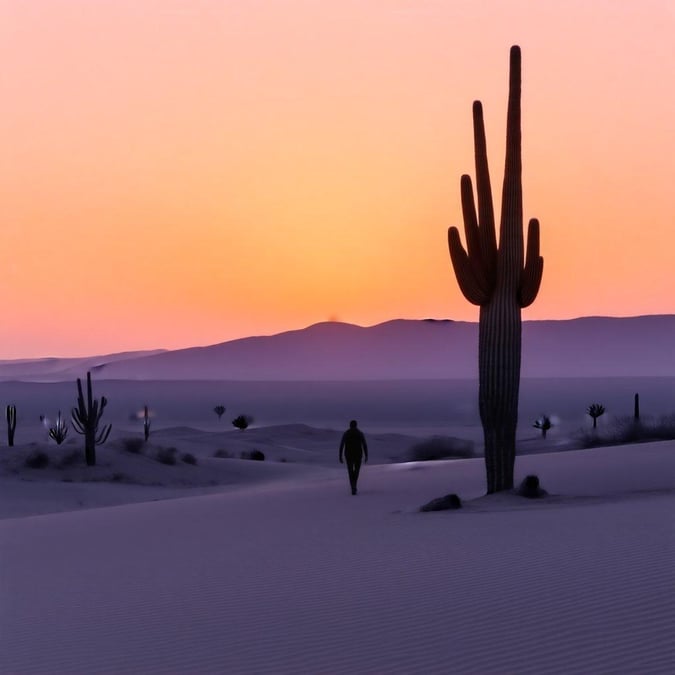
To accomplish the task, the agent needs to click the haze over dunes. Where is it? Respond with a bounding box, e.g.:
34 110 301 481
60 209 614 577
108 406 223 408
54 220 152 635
0 315 672 381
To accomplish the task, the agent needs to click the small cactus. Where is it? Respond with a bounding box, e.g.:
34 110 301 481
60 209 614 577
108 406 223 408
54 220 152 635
587 403 605 429
72 371 112 466
48 411 69 445
533 415 552 439
143 405 151 442
6 405 16 447
214 405 226 420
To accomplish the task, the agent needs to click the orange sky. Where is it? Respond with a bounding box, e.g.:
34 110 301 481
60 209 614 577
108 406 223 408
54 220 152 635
1 0 674 358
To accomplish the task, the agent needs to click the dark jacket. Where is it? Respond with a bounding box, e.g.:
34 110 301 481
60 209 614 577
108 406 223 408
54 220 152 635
339 428 368 461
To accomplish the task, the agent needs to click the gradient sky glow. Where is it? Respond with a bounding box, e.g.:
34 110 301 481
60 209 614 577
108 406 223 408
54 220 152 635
2 0 674 357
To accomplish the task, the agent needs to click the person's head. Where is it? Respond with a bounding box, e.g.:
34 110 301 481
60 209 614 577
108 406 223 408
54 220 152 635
349 420 358 429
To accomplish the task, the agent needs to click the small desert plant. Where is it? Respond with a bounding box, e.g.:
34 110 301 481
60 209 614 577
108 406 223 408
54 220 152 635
533 415 552 438
122 437 144 454
25 450 49 469
517 474 547 498
143 405 151 442
6 404 16 447
72 371 112 466
214 405 226 420
56 450 80 468
408 436 474 462
48 411 69 445
232 415 253 431
587 403 605 429
181 452 197 465
156 446 177 465
213 449 233 458
241 449 265 461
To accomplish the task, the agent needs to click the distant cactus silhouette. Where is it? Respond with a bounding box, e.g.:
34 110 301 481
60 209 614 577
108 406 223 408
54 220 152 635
533 415 552 439
6 405 16 447
48 411 69 445
448 46 543 493
72 371 112 466
143 405 151 441
232 414 252 431
634 393 640 422
587 403 605 429
214 405 226 420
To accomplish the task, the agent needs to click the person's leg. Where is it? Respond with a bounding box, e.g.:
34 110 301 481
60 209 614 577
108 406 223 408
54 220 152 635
346 458 357 493
347 454 362 494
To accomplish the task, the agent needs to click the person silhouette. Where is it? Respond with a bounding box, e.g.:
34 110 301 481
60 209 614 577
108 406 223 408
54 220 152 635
339 420 368 495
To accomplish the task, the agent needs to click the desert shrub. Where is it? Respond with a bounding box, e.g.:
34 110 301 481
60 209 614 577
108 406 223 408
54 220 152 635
156 447 177 465
181 452 197 465
214 449 233 458
517 474 547 498
122 438 144 454
408 436 474 462
232 415 253 430
111 472 129 482
578 414 675 449
57 450 81 468
25 451 49 469
241 450 265 462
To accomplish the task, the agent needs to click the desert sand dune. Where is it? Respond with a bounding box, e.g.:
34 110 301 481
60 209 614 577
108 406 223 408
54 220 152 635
1 437 673 674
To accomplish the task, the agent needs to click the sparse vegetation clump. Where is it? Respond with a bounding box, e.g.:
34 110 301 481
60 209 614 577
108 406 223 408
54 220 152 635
156 447 177 465
25 450 49 469
122 438 144 454
56 450 80 469
241 449 265 461
232 415 253 431
181 452 197 465
408 436 474 462
214 449 233 459
579 415 675 449
214 405 226 420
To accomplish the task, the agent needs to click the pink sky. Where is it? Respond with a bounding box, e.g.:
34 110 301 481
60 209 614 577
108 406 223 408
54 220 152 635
1 0 674 357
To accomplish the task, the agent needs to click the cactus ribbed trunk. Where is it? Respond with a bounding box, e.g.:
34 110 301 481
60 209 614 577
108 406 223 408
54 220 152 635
447 46 543 494
479 295 521 492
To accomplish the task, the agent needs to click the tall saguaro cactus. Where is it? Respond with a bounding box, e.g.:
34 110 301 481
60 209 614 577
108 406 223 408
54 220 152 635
448 46 543 493
72 371 112 466
6 405 16 447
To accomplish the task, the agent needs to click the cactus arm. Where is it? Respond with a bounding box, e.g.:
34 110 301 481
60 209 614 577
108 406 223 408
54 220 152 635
448 227 491 305
72 406 86 434
519 218 544 307
471 101 498 273
95 424 112 445
499 45 524 283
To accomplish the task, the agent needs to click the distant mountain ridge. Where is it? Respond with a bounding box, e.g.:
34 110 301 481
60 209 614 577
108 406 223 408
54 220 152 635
0 316 672 381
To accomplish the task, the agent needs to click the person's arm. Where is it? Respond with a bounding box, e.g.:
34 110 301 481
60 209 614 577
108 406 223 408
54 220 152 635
362 432 368 463
339 433 345 463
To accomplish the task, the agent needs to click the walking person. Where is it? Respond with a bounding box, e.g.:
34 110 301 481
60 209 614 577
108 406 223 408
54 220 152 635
339 420 368 495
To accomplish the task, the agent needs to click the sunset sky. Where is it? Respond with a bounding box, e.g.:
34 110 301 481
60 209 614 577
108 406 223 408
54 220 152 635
1 0 674 358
